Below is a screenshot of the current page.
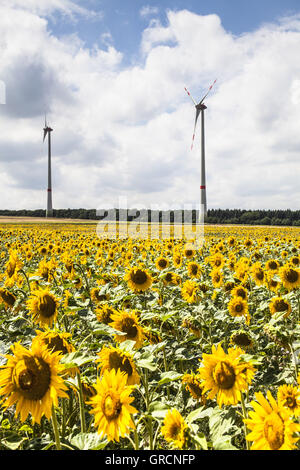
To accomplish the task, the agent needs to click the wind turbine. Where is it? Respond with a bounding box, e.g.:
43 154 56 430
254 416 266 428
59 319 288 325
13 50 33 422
184 79 216 218
43 116 53 218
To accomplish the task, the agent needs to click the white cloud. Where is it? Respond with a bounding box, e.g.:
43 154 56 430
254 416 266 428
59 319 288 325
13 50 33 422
140 5 159 18
1 0 100 20
0 6 299 211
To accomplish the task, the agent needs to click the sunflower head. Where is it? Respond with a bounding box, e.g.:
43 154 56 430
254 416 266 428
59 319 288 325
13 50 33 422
27 289 59 328
182 372 206 404
228 296 250 323
279 264 300 291
198 343 256 407
181 280 199 304
269 296 291 318
161 409 189 450
0 340 68 424
244 390 300 450
110 310 145 349
97 345 140 385
88 368 137 442
0 288 17 309
124 266 153 292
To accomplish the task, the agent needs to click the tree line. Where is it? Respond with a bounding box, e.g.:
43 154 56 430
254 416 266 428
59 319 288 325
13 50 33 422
0 208 299 226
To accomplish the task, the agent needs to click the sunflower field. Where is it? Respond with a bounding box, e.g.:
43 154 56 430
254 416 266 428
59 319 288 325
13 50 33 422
0 222 300 451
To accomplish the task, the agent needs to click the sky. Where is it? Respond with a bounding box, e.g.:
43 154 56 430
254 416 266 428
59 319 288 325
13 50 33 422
0 0 300 212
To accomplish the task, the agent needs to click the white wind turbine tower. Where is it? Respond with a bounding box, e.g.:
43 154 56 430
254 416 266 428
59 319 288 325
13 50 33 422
185 79 217 218
43 116 54 218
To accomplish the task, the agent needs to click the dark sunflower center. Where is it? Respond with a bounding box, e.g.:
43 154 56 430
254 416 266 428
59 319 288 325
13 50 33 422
236 289 246 298
103 394 122 421
165 272 173 282
263 412 285 450
121 318 138 339
131 270 148 285
108 351 133 377
285 395 296 408
232 333 252 347
235 303 244 313
185 250 193 257
214 361 236 390
169 423 181 439
274 300 289 312
285 269 299 283
15 356 51 400
255 270 264 280
268 261 278 270
158 259 168 268
0 290 16 306
38 294 56 318
6 261 16 277
44 336 69 355
190 264 199 275
188 381 203 398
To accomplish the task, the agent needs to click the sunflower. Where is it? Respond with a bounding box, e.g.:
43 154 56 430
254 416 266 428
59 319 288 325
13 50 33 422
269 296 291 318
90 288 110 303
265 259 280 273
182 372 206 404
4 250 23 287
124 266 153 292
0 288 17 310
33 329 75 356
96 345 140 386
35 259 56 282
187 261 201 279
95 304 119 324
244 390 300 450
277 384 300 417
88 368 137 442
181 280 199 303
27 289 59 328
161 409 188 449
173 252 182 268
290 256 300 267
209 252 225 270
0 340 68 424
265 272 281 292
251 262 265 286
198 343 256 407
143 326 162 344
229 330 255 351
210 268 223 288
231 285 248 300
228 296 250 323
155 257 169 271
110 310 145 349
279 264 300 291
183 246 195 259
162 271 181 286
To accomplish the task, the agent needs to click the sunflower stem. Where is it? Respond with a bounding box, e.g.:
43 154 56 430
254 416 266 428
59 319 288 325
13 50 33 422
51 405 62 450
289 342 298 382
76 371 87 433
240 392 250 451
20 269 31 293
162 345 170 400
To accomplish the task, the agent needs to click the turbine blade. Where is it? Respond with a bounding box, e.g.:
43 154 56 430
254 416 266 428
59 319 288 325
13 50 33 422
191 108 201 150
184 86 197 105
43 128 48 142
199 78 217 104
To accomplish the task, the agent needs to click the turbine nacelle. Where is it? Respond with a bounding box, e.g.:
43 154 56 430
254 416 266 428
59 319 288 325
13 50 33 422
43 126 53 141
195 103 207 111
